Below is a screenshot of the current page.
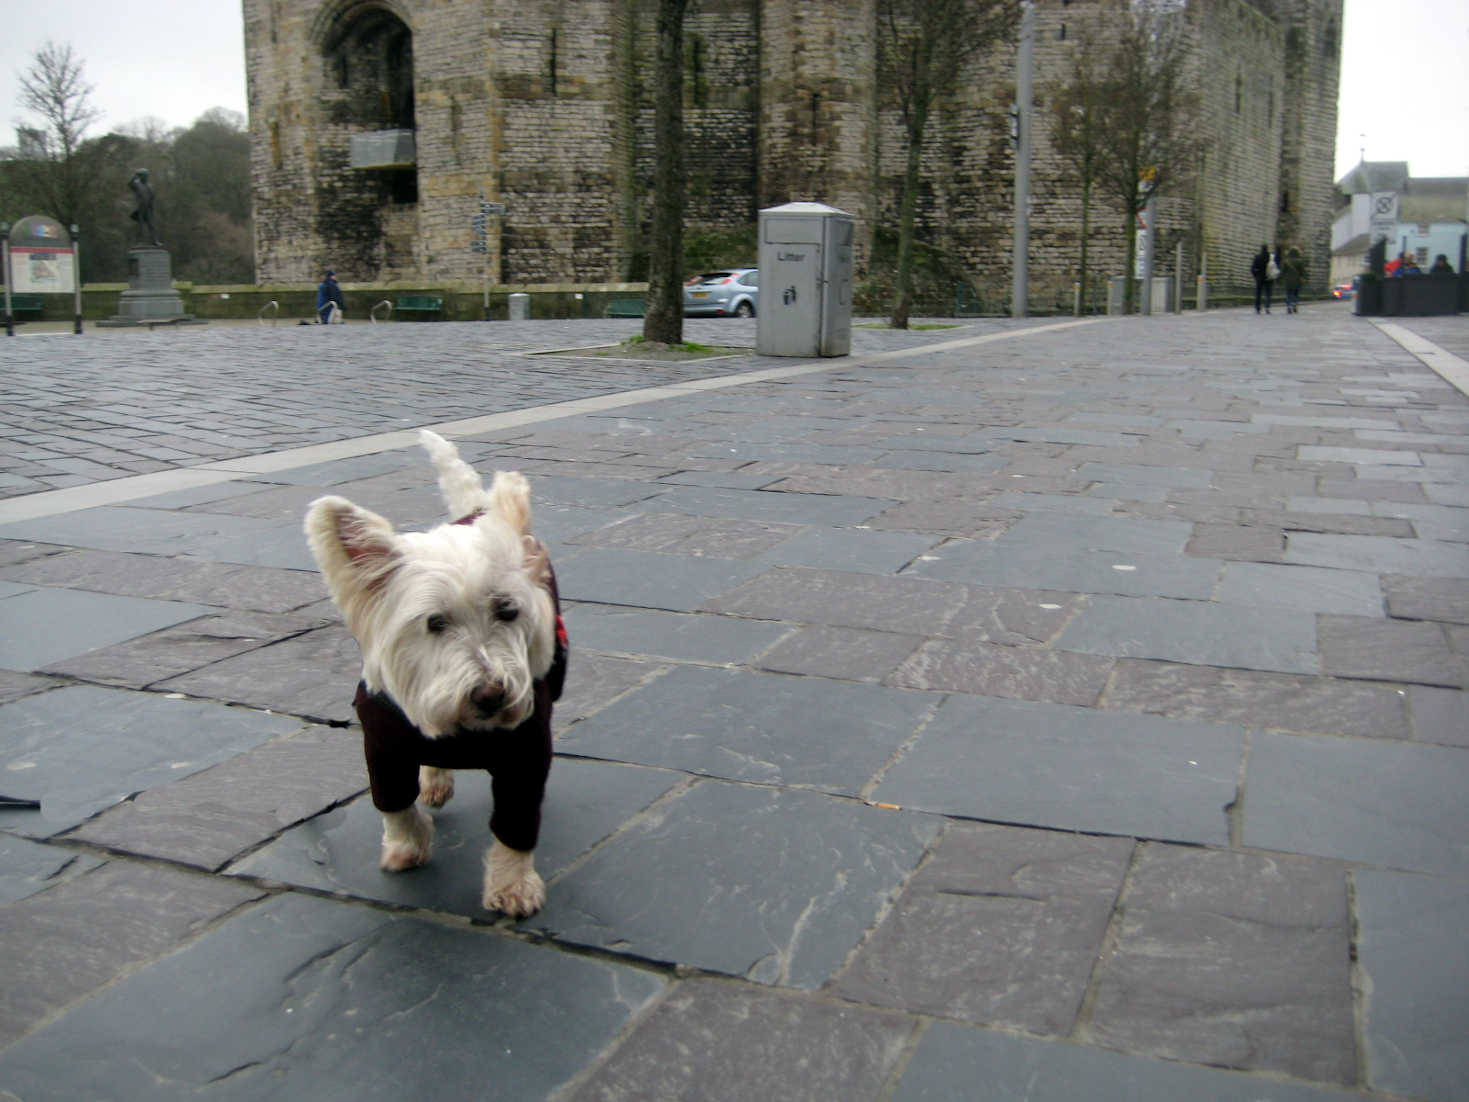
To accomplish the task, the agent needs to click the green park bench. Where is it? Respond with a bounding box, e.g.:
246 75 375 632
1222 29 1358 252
395 294 444 318
605 296 644 318
7 294 46 319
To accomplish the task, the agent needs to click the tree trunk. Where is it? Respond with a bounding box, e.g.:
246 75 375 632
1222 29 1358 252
891 102 928 330
642 0 686 345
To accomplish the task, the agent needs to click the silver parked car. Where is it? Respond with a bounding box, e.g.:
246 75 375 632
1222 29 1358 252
683 268 759 317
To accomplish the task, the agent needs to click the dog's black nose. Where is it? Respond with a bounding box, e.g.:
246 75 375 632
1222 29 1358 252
471 686 507 715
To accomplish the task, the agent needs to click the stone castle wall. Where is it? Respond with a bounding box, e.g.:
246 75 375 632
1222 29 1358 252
245 0 1340 303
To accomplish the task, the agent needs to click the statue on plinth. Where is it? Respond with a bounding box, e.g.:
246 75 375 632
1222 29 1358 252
128 169 162 248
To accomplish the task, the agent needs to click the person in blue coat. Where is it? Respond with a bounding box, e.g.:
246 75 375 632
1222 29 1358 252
317 269 345 323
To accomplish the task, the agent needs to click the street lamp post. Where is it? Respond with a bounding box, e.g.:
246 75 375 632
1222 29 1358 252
1 221 12 337
1011 0 1034 319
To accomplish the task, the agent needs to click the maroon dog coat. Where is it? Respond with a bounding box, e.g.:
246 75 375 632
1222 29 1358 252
352 539 567 854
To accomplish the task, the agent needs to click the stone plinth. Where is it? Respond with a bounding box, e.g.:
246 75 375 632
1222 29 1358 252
98 248 203 327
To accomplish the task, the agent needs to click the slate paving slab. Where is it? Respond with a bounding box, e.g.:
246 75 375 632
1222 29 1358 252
39 608 325 688
1286 532 1469 577
1353 869 1469 1102
0 685 303 837
1318 614 1467 687
551 651 669 732
1212 562 1384 616
567 978 914 1102
754 624 924 682
555 547 768 612
831 823 1133 1034
0 670 58 706
1384 574 1469 624
754 525 940 574
69 724 366 870
0 505 284 559
230 759 684 918
1086 844 1356 1084
888 639 1114 705
531 779 940 988
1407 684 1469 747
1243 731 1469 875
892 1022 1370 1102
0 547 324 613
154 624 365 723
0 586 215 671
873 695 1243 846
555 665 936 794
1054 594 1320 675
0 861 265 1049
564 603 791 665
0 892 664 1101
910 539 1224 600
1101 659 1411 739
567 511 801 558
641 484 893 527
0 835 103 904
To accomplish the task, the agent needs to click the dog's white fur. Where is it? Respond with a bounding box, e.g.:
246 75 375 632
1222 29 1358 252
304 430 557 916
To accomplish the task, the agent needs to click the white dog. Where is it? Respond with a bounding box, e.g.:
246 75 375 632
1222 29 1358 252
304 430 567 917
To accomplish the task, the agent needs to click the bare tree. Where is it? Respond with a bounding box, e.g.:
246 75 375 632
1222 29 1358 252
642 0 688 345
1047 21 1108 314
1078 1 1199 315
877 0 1020 329
14 41 102 229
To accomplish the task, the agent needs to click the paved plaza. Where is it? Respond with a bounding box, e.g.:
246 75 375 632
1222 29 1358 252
0 308 1466 1100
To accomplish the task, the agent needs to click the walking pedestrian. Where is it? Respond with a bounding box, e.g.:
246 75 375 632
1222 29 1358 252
317 269 345 324
1250 244 1276 314
1281 246 1307 314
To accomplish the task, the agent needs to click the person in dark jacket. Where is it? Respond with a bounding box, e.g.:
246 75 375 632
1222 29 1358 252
1250 244 1275 314
316 269 345 324
1281 246 1307 314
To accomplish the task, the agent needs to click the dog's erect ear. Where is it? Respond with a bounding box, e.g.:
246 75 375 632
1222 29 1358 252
487 470 534 538
304 496 401 593
522 535 552 588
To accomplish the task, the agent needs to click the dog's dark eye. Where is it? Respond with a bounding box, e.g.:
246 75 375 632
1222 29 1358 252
493 599 519 623
426 613 449 634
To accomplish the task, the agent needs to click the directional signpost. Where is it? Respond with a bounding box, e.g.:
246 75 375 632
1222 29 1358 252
474 195 506 320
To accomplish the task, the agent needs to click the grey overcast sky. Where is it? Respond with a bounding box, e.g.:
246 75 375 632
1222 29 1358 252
2 0 1467 181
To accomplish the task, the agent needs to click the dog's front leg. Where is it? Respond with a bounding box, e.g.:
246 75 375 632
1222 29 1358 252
483 838 545 918
418 765 455 808
380 805 433 870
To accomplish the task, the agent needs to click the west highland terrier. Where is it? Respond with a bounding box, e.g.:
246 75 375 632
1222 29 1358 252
304 430 567 917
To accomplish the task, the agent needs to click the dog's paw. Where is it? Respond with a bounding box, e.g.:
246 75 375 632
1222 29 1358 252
418 766 455 808
484 869 545 918
483 841 545 918
380 806 433 871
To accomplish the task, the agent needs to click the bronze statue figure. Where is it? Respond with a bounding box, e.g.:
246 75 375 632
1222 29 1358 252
128 169 162 247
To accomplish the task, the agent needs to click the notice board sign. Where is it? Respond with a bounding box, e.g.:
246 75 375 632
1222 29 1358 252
7 215 76 294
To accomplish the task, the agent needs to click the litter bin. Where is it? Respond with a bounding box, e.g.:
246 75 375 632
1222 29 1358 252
756 202 854 357
509 292 530 321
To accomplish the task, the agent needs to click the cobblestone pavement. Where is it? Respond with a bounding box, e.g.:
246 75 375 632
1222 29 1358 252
0 307 1465 1101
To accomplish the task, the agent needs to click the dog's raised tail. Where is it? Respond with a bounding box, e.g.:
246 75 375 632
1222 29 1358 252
420 429 490 520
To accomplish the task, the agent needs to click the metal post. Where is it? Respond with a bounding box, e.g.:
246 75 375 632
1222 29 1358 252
1 222 12 337
1197 251 1208 311
1140 194 1156 315
1073 281 1081 317
71 224 83 334
1174 241 1183 314
1011 0 1033 319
